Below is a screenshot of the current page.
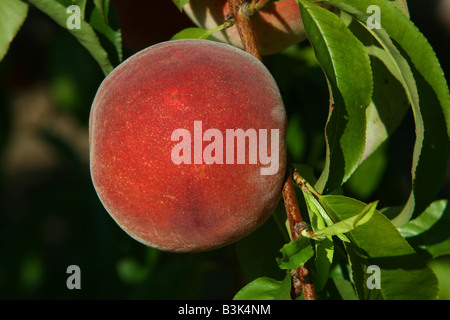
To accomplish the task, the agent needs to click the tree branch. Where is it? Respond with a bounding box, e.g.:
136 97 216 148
227 0 316 300
282 171 317 300
228 0 261 61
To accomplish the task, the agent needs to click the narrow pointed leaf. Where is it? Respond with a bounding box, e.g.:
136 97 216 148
297 1 373 194
0 0 28 61
88 1 122 66
171 27 219 40
343 16 409 164
313 237 334 292
300 180 350 242
233 274 292 300
172 0 190 12
313 201 378 239
398 200 450 259
277 237 314 270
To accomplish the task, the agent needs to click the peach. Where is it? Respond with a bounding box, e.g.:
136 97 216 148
183 0 316 55
89 39 287 252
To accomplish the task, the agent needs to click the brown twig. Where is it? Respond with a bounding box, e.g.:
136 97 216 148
227 0 316 300
282 174 304 239
228 0 262 61
282 171 317 300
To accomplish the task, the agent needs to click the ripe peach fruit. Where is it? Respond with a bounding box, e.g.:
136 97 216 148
182 0 323 55
89 39 287 252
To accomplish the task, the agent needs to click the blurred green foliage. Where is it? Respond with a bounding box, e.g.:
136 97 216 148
0 0 449 299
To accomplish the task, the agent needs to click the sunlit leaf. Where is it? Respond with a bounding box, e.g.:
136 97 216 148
277 237 314 270
398 200 450 259
297 1 373 193
171 27 223 40
0 0 28 61
233 274 292 300
172 0 190 12
313 201 378 239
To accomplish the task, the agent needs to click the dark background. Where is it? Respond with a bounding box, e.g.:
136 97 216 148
0 0 449 299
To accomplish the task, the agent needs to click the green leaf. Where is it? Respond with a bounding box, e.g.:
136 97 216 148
321 0 450 226
0 0 29 62
72 0 87 17
297 1 373 194
302 186 332 230
342 15 410 165
313 201 378 240
430 257 450 300
344 243 382 300
320 195 439 300
301 185 350 242
331 278 358 300
398 200 450 259
391 0 410 17
171 27 220 41
313 237 334 292
93 0 106 18
29 0 116 75
290 166 335 292
172 0 190 12
277 237 314 270
88 1 122 65
353 8 438 227
233 274 292 300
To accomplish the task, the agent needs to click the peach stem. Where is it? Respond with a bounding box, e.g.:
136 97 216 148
228 0 262 61
282 172 317 300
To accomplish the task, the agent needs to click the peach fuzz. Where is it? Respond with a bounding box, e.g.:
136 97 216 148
89 39 287 252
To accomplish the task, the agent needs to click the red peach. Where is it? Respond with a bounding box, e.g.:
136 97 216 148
89 39 287 252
